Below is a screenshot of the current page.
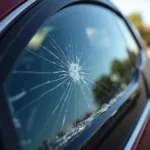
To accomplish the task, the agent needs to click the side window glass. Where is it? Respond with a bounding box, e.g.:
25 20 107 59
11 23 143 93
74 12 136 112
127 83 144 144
115 16 139 67
4 4 134 150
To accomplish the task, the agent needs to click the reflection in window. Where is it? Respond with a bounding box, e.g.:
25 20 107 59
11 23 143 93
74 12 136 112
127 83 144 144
4 4 134 150
115 15 139 67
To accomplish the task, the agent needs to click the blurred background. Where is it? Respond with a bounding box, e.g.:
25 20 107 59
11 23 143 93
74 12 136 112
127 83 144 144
111 0 150 58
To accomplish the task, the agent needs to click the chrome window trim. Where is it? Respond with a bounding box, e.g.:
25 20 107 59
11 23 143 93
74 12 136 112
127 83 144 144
0 0 36 34
138 49 147 71
124 99 150 150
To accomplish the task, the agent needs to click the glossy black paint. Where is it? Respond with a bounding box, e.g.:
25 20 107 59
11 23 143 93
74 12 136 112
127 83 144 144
97 75 148 150
0 88 22 150
0 0 149 150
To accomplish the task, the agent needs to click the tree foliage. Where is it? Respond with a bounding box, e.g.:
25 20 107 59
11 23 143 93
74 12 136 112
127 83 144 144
93 58 132 106
128 13 150 46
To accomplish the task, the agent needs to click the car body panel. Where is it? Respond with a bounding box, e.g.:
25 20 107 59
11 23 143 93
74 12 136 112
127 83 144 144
134 117 150 150
0 0 26 19
132 101 150 150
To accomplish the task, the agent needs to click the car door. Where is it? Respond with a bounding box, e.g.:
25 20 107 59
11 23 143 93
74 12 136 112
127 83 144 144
0 1 149 150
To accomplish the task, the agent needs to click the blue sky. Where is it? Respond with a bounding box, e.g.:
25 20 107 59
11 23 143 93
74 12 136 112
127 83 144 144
111 0 150 25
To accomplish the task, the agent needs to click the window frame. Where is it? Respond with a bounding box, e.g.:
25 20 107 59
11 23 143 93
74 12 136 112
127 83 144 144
0 0 147 150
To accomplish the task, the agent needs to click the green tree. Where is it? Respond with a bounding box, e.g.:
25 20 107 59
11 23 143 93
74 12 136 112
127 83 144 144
128 13 150 46
128 13 143 32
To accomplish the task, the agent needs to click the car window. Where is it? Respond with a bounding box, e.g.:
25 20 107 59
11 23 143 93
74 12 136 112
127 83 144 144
115 15 139 67
4 4 134 150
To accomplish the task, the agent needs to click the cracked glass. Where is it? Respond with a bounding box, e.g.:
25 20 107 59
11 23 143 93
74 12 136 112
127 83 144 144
4 4 134 150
